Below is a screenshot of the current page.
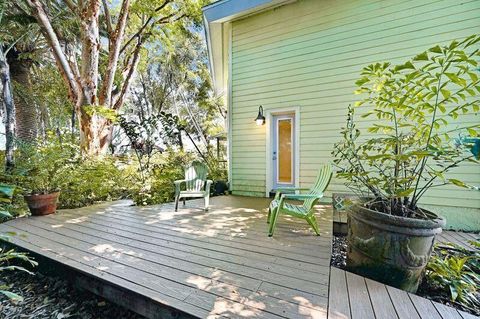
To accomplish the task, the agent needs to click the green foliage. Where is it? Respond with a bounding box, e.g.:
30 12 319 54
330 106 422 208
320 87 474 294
426 241 480 313
130 149 195 206
0 237 37 302
333 35 480 217
58 157 128 209
11 134 75 195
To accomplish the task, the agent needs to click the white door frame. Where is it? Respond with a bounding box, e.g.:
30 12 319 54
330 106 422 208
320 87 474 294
265 106 300 197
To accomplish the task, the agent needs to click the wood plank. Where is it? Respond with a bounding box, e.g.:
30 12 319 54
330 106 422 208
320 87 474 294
386 286 420 319
327 267 350 319
439 232 470 249
17 217 329 304
1 223 287 318
48 213 331 267
345 271 375 319
408 293 442 319
75 207 333 250
52 209 332 264
365 278 398 319
21 218 328 295
87 202 335 246
433 302 463 319
458 310 480 319
0 227 209 318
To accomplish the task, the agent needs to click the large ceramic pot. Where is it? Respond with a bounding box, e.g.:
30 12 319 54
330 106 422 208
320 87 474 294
346 204 445 292
24 192 60 216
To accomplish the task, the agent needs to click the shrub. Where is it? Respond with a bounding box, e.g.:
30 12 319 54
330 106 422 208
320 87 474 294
0 235 37 302
333 35 480 218
58 156 129 209
13 135 76 195
130 149 195 206
425 241 480 314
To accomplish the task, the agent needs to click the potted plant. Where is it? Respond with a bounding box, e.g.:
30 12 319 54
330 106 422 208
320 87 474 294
15 136 72 216
333 35 480 292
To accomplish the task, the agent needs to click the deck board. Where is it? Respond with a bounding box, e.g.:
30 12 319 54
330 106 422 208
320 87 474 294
1 196 477 319
0 196 332 318
345 271 375 319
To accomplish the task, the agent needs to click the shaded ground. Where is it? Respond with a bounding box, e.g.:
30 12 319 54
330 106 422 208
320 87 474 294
0 271 144 319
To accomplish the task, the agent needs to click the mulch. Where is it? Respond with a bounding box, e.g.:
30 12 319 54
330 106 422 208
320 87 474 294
0 271 144 319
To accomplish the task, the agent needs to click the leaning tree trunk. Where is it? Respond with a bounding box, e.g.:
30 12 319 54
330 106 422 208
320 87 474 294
7 49 36 142
0 48 16 170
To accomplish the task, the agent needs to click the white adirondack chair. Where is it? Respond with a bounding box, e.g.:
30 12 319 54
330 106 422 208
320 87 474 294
174 161 212 211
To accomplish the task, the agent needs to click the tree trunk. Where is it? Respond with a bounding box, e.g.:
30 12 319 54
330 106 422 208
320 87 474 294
0 48 16 170
78 105 113 156
7 49 36 141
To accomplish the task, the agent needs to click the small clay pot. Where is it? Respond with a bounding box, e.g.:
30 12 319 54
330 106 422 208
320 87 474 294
24 192 60 216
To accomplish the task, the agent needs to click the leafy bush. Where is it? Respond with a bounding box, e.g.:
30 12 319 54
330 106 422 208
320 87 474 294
0 235 37 302
12 135 76 195
425 240 480 314
333 35 480 218
130 149 195 206
58 157 129 209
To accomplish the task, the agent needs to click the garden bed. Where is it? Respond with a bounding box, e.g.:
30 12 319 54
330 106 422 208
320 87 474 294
0 271 144 319
331 234 480 317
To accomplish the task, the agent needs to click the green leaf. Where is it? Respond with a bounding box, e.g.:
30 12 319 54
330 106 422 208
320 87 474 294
395 61 415 71
467 128 478 137
448 179 468 188
0 290 23 302
355 77 369 86
429 45 443 54
440 89 451 99
413 52 429 61
396 188 414 197
445 73 467 87
0 210 12 219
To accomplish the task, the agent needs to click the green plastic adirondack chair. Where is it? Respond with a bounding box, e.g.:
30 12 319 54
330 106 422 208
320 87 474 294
267 164 333 237
174 161 212 211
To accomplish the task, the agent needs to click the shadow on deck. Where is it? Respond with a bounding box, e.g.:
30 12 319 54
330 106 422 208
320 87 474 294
0 196 477 318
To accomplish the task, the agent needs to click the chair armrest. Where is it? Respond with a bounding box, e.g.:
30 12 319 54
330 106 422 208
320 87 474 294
281 193 323 200
275 187 310 192
174 180 186 195
273 187 311 200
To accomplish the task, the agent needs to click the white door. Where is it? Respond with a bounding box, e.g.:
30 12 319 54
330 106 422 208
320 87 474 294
272 114 295 190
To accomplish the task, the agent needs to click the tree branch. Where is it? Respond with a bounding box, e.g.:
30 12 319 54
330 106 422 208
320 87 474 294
63 0 77 14
119 0 173 54
113 37 142 110
99 0 130 107
26 0 79 104
101 0 112 36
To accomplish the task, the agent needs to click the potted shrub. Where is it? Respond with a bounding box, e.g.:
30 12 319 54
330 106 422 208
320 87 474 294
333 35 480 292
15 137 72 216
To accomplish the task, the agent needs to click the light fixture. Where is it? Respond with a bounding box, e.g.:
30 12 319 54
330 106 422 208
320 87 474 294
255 105 265 126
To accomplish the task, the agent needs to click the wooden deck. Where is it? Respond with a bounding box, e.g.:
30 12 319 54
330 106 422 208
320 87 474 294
0 196 478 319
328 267 477 319
0 196 333 318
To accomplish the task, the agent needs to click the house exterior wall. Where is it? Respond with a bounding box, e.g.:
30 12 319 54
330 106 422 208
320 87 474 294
229 0 480 230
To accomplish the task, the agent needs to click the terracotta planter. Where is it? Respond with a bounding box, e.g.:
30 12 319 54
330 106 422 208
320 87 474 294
346 204 445 292
24 192 60 216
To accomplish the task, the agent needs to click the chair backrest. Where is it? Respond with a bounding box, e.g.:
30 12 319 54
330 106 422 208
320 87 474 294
303 163 333 211
184 161 209 192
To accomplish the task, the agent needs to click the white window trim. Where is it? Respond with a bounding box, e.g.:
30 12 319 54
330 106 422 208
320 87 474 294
265 106 300 197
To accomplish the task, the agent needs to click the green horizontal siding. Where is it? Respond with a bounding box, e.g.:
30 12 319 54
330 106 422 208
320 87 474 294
229 0 480 219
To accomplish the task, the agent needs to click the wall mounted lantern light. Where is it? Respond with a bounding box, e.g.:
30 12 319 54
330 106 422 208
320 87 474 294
255 105 266 126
